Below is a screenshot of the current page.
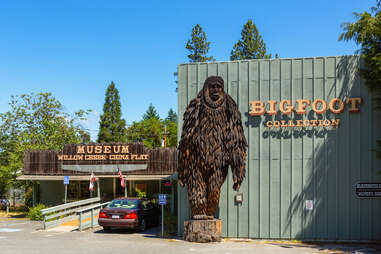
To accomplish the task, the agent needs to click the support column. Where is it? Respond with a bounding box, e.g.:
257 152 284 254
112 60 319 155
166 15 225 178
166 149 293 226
129 180 132 196
124 180 127 197
32 181 37 207
97 178 100 198
170 183 174 215
113 178 116 199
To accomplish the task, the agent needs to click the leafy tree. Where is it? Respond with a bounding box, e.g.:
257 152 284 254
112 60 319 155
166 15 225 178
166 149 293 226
0 92 90 195
127 118 163 148
127 108 178 148
97 81 127 143
186 24 215 62
166 108 177 123
142 103 160 120
165 120 178 147
230 19 271 60
339 0 381 158
339 0 381 95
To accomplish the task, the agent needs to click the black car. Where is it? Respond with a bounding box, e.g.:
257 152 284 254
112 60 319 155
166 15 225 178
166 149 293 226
98 198 160 232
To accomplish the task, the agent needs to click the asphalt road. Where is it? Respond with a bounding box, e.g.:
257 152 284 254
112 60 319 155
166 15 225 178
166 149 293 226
0 217 380 254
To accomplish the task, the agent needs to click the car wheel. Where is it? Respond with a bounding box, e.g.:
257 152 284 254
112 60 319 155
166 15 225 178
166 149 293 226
139 219 146 232
103 227 111 232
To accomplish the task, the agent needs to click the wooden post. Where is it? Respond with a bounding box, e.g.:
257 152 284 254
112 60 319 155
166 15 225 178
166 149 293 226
113 178 116 199
129 180 132 196
170 184 174 215
124 180 127 197
97 178 100 198
32 181 37 207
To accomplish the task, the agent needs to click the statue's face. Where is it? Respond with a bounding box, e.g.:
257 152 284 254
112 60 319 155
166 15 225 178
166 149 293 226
207 81 224 102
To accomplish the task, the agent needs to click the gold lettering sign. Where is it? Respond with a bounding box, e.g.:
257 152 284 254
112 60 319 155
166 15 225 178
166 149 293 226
249 98 362 116
249 97 362 129
57 144 148 161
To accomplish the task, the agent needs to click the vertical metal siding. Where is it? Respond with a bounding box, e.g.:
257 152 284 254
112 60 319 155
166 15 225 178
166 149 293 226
177 56 381 240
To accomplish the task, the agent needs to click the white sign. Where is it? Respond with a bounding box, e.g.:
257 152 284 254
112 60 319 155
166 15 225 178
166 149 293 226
305 200 313 210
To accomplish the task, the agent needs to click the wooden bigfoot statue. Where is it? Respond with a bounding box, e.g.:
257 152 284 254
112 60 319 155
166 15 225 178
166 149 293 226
178 76 247 220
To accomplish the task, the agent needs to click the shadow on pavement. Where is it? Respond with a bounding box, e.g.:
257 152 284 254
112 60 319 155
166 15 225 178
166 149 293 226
266 242 381 253
94 225 161 236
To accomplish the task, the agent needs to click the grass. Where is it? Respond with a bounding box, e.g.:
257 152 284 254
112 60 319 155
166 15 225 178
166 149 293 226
0 205 28 218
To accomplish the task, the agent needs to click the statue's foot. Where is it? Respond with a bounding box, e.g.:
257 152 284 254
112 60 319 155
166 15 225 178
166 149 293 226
192 215 215 220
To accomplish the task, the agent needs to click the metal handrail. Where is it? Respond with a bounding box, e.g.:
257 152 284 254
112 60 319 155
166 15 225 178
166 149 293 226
41 197 101 230
77 202 110 231
41 197 100 215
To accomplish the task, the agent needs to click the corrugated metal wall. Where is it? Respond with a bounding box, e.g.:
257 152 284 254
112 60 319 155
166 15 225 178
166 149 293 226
177 56 381 240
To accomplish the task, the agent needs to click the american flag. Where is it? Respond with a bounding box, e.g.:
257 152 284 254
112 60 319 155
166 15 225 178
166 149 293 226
118 166 125 188
89 172 96 191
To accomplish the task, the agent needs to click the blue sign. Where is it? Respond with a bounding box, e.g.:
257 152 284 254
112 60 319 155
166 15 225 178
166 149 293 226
64 176 70 185
158 194 167 205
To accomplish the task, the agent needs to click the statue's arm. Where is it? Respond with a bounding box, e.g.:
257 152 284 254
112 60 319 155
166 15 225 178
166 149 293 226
227 97 248 191
178 99 199 187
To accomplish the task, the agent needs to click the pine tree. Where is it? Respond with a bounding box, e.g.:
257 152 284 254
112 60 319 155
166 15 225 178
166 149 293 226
142 103 160 120
166 108 177 123
230 19 271 60
97 81 127 143
186 24 215 63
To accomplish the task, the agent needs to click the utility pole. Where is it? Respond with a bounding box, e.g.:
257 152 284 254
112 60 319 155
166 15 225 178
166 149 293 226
164 123 167 148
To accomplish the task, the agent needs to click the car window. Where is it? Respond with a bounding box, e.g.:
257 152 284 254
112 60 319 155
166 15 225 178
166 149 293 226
107 200 138 209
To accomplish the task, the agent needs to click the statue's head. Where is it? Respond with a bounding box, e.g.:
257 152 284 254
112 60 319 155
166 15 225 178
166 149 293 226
203 76 225 108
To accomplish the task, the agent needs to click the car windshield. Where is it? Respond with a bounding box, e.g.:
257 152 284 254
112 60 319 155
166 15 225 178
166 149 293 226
107 199 138 209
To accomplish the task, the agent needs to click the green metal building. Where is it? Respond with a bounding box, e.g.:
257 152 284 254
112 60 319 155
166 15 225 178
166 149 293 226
177 56 381 240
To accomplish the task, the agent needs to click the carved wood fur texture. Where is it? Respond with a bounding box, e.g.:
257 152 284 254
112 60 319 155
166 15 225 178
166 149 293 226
178 76 247 219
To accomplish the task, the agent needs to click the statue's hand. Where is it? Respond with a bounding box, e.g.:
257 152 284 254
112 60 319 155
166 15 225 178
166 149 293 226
233 181 241 191
178 179 184 187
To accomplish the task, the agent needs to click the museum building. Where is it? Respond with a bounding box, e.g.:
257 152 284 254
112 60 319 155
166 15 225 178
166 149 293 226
18 143 177 210
177 56 381 240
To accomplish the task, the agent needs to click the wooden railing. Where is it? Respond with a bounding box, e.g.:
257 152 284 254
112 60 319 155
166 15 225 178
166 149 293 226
41 197 101 230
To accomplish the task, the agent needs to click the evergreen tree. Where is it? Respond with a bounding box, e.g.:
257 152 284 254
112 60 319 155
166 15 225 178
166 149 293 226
97 81 127 143
186 24 215 62
230 19 271 60
166 108 177 123
142 103 160 120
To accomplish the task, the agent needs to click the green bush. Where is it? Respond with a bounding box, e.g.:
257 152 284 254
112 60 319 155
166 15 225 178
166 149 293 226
163 210 177 237
27 204 46 221
24 187 33 207
136 189 146 198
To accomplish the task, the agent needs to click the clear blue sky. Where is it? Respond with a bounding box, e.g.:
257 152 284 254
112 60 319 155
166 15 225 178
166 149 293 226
0 0 375 140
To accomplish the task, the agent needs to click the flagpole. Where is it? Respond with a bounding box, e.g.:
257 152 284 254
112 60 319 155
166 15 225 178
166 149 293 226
124 180 127 197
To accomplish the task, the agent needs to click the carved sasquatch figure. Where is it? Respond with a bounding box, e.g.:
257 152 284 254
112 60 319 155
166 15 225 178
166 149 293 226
178 76 247 220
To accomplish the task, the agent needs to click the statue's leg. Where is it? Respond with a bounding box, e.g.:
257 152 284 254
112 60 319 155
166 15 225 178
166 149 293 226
206 168 227 218
187 169 207 219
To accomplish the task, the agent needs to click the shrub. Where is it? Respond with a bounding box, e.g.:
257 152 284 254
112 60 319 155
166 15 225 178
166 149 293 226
27 204 46 221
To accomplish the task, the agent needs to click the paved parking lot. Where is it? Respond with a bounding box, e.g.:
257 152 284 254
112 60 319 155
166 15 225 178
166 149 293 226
1 217 381 254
